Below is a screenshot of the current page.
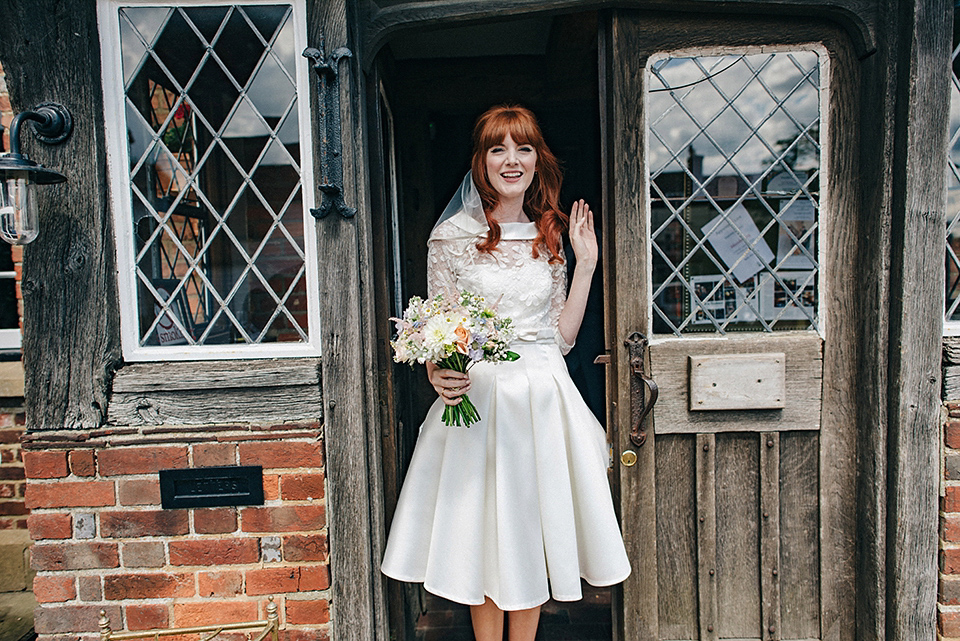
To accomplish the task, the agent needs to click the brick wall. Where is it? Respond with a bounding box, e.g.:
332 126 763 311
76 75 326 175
0 400 27 530
943 402 960 638
22 425 329 641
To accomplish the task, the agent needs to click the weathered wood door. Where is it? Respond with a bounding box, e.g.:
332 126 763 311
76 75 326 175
606 12 859 641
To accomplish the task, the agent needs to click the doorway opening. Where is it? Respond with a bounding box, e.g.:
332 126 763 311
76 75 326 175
374 11 612 641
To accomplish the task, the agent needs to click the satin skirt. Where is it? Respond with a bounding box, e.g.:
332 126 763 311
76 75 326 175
381 341 631 611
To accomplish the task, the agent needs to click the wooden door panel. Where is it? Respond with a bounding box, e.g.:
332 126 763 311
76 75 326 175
648 334 823 434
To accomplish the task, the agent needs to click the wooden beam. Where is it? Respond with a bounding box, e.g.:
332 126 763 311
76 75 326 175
0 1 122 430
882 1 951 640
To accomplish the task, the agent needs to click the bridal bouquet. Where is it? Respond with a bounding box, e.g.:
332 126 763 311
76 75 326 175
391 291 519 427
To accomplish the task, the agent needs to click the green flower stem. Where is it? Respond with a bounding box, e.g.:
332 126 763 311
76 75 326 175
438 353 480 427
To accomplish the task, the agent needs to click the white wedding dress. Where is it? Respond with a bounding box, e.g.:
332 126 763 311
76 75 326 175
381 214 631 611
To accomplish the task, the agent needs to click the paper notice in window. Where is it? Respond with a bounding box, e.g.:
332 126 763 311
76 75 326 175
775 199 816 270
701 204 774 283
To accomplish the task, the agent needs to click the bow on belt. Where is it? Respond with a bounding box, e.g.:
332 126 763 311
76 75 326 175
512 328 558 345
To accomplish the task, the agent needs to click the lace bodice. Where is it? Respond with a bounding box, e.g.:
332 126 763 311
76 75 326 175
427 218 574 354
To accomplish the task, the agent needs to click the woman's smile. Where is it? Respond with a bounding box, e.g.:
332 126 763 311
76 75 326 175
485 134 537 200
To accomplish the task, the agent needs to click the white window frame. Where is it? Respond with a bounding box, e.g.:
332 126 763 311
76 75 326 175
98 0 321 361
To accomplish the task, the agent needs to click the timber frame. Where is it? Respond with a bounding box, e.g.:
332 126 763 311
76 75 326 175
0 1 949 640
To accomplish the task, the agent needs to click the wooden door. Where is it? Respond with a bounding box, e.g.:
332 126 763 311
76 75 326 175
605 12 859 641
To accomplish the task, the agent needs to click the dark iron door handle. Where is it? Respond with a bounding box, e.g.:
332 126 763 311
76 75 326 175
625 331 658 447
303 37 355 219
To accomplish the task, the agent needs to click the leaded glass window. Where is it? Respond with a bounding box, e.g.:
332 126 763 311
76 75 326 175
103 1 318 359
946 8 960 327
647 50 822 336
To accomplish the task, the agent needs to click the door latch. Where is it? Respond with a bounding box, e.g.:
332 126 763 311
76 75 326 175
303 37 355 219
624 331 658 447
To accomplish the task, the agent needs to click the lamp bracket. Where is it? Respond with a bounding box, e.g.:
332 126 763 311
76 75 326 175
29 103 72 145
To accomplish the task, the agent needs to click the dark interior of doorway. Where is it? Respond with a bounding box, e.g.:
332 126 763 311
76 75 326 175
377 10 610 641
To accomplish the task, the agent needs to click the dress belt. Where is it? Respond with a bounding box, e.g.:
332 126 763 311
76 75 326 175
512 328 558 345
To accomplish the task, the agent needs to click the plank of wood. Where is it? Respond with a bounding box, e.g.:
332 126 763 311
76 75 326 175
112 359 321 393
780 431 820 639
107 386 322 426
881 1 951 640
696 433 718 641
760 432 782 641
689 353 786 411
943 363 960 401
0 2 122 429
650 333 822 433
715 433 761 639
655 435 699 640
943 336 960 366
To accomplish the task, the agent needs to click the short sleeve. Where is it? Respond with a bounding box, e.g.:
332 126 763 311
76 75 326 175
550 260 575 355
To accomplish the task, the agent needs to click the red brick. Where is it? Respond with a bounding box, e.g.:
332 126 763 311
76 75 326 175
285 599 329 625
193 443 236 467
27 513 72 540
100 510 188 538
169 538 259 566
0 429 21 444
104 573 194 600
263 474 279 501
246 567 300 595
118 479 161 506
299 565 329 591
23 451 68 479
194 508 237 534
173 601 258 627
0 501 28 515
31 542 119 571
77 576 102 601
33 575 76 603
942 609 960 637
0 451 14 463
241 506 325 533
122 541 166 568
69 450 95 477
283 534 327 562
945 548 960 574
280 474 325 501
126 604 168 631
0 467 25 480
97 447 188 476
239 442 323 469
34 604 122 634
25 481 115 509
0 482 15 497
198 570 242 597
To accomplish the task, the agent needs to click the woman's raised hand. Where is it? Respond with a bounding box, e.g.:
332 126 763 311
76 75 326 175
569 199 598 270
427 364 472 406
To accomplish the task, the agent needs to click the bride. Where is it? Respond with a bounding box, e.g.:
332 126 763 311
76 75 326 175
381 105 630 641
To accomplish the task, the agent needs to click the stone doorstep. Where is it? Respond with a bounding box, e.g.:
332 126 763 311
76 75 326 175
0 591 36 641
0 530 33 593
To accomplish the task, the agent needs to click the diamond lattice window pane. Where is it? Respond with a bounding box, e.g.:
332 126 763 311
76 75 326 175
946 14 960 322
119 4 308 347
647 51 822 336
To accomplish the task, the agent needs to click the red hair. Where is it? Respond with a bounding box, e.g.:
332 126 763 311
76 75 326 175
470 105 567 263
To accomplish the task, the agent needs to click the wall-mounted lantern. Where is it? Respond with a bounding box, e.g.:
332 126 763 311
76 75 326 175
0 103 72 245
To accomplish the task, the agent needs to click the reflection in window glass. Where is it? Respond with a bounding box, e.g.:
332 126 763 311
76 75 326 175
119 5 308 347
0 245 18 349
647 51 821 335
946 9 960 323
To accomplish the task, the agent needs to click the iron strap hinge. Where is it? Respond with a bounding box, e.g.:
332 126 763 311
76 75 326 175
303 37 355 219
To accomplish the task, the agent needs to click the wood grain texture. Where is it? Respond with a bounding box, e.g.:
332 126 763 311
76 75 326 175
655 435 698 640
0 1 122 430
715 433 761 640
362 0 877 65
944 364 960 400
760 432 782 641
107 385 322 426
944 336 960 366
696 433 719 641
780 431 821 639
650 333 822 433
882 0 951 639
688 352 786 411
310 1 388 639
112 359 321 393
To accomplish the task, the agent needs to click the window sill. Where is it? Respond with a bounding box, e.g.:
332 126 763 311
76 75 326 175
0 361 24 399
